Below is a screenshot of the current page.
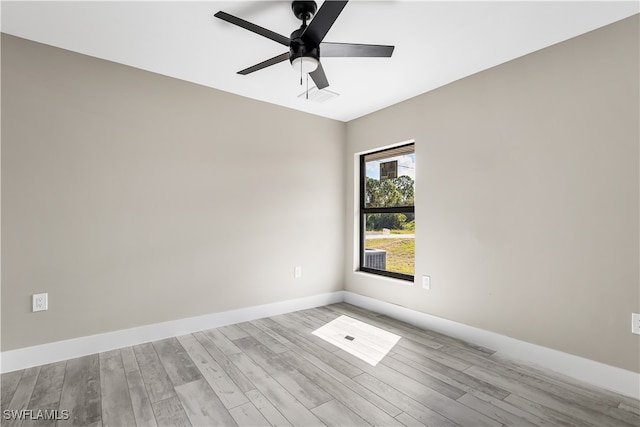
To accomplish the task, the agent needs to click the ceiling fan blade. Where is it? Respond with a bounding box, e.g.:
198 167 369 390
238 52 290 75
309 62 330 90
214 11 291 46
320 42 394 57
301 1 348 46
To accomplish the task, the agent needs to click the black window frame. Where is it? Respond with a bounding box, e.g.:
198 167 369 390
359 143 415 282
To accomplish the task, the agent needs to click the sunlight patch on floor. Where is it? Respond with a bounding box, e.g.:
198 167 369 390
312 315 401 366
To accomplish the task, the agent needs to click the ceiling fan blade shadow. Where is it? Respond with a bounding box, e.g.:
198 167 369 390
309 62 330 90
320 42 394 57
302 1 348 46
214 11 291 46
238 52 290 75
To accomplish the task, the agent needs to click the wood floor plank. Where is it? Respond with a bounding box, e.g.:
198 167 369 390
300 307 341 323
395 411 427 426
278 351 403 426
177 334 249 409
270 314 340 353
238 321 289 354
245 389 292 427
120 347 140 373
234 336 333 409
455 386 554 426
353 372 459 427
279 343 402 418
193 331 256 393
617 395 640 414
491 352 631 408
381 353 465 400
4 366 41 427
175 378 236 426
287 311 327 329
251 319 293 345
1 370 24 412
18 367 63 427
218 324 249 341
490 363 640 427
467 365 632 427
393 340 472 372
503 392 593 427
58 355 101 427
457 393 537 426
229 402 271 427
362 360 500 427
151 396 191 427
28 361 66 408
391 351 509 400
483 352 625 413
124 369 158 427
619 401 640 416
311 399 371 427
257 317 365 378
378 313 494 355
227 351 323 426
204 329 242 356
20 401 61 427
133 343 176 403
320 334 495 425
153 338 202 387
99 350 136 427
607 405 640 427
439 344 505 373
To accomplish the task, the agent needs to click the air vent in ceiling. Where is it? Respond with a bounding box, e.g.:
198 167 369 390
298 87 340 103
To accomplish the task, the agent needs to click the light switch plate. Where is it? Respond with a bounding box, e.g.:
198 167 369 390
632 313 640 335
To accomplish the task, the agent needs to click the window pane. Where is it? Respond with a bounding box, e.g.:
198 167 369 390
364 214 415 276
364 152 415 208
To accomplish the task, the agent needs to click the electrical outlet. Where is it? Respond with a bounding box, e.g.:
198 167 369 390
422 275 431 290
294 266 302 279
632 313 640 335
33 293 48 312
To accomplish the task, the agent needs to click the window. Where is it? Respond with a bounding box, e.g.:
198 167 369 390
360 143 415 281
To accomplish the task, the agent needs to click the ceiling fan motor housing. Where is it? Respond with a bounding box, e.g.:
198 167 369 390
291 1 317 21
289 27 320 66
290 1 319 66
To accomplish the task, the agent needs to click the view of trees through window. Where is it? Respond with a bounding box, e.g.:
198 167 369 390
361 145 415 279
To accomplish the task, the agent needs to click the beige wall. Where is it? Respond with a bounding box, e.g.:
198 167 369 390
345 16 640 373
2 15 639 374
1 35 346 351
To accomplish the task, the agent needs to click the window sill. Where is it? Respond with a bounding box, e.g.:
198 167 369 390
354 270 415 286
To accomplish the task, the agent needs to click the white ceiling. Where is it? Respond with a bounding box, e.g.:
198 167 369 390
2 1 638 122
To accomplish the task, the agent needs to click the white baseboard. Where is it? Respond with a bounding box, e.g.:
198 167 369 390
344 291 640 400
0 291 345 374
3 289 638 400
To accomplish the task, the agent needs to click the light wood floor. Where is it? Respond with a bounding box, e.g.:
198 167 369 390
2 303 639 427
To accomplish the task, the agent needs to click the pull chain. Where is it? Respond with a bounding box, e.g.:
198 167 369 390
306 73 309 99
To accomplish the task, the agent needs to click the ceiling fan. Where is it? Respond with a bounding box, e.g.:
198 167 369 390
214 0 394 91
